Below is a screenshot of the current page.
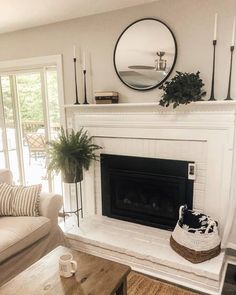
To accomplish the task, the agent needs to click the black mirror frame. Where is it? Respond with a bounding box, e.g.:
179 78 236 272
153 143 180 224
113 18 178 91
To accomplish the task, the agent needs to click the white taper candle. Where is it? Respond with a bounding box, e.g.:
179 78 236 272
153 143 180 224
213 13 218 40
232 17 235 46
83 52 86 70
73 45 76 58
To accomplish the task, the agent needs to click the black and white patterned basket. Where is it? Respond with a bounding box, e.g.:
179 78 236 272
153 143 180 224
170 205 221 263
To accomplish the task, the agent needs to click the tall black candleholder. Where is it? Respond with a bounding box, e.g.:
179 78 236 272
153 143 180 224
225 45 235 100
209 40 217 101
73 58 80 105
83 69 89 104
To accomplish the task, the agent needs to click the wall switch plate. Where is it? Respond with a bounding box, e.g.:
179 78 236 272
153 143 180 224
188 163 196 180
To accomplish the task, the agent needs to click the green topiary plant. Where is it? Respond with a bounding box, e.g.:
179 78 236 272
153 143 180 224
47 128 102 183
159 71 206 108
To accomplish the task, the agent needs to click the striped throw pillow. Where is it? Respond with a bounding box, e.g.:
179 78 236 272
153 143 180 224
0 183 13 216
11 184 42 217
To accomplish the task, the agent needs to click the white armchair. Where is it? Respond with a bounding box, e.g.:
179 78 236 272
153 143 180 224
0 169 66 286
39 192 63 226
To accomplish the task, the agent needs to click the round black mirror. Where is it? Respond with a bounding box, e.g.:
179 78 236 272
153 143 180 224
113 18 177 91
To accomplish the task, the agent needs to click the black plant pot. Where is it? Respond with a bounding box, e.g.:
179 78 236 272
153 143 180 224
62 167 83 183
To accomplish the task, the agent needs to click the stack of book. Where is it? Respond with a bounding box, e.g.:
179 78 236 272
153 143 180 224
94 91 119 104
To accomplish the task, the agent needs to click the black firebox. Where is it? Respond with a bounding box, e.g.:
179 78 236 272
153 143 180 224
101 154 194 231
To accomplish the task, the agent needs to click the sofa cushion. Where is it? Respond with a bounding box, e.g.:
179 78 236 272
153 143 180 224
12 184 42 217
0 183 13 216
0 216 51 263
0 183 42 217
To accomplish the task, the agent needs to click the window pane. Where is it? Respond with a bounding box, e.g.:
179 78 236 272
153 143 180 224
16 73 47 187
0 129 5 167
47 69 60 136
1 76 20 183
17 73 44 129
46 69 61 193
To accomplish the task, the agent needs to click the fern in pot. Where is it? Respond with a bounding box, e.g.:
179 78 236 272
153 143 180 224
159 71 206 108
47 128 102 183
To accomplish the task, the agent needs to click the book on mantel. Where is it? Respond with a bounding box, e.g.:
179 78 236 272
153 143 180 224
95 91 118 97
94 91 119 104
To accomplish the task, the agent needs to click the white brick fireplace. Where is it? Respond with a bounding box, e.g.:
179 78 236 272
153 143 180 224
65 101 236 294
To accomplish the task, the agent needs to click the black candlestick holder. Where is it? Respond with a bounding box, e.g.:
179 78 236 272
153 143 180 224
225 45 235 101
209 40 217 101
73 58 80 105
83 69 89 104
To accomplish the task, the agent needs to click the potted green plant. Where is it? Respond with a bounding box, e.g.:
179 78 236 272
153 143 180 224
159 71 206 108
47 128 102 183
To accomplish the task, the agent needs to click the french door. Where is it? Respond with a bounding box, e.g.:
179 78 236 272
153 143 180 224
0 66 61 192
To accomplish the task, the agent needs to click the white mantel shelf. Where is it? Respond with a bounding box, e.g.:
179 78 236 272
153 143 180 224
64 100 236 113
64 101 236 107
64 102 158 108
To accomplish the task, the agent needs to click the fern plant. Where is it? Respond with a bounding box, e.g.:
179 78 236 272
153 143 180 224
159 71 206 108
47 128 102 183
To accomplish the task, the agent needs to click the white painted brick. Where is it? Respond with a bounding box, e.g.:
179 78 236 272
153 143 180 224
93 137 207 216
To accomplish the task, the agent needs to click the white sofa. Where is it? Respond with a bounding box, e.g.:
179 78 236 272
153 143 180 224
0 169 66 285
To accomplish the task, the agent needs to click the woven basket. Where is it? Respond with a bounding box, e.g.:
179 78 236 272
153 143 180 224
170 236 221 263
170 206 221 263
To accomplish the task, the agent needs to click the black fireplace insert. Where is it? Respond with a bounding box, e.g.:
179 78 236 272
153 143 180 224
101 154 194 231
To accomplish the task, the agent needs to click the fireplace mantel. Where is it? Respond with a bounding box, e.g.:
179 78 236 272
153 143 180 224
69 100 236 250
67 101 236 294
67 101 236 136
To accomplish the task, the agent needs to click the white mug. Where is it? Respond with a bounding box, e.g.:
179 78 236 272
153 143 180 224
59 253 77 278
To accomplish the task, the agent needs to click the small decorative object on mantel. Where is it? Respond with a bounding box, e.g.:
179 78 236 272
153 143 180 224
73 46 80 105
95 91 119 104
209 13 218 101
159 71 206 108
170 205 221 264
225 16 235 101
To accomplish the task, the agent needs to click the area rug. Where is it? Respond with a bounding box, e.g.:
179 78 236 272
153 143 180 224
127 271 200 295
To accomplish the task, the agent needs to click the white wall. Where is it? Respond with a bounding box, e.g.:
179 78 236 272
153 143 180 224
0 0 235 104
0 0 235 246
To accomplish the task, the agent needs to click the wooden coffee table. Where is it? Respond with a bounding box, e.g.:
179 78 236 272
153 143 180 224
0 246 131 295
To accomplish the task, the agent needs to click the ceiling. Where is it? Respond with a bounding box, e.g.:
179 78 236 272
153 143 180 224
0 0 159 34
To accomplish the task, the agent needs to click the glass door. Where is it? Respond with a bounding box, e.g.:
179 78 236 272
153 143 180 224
0 75 21 183
0 67 61 192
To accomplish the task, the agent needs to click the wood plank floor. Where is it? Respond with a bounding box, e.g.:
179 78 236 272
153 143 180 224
127 272 200 295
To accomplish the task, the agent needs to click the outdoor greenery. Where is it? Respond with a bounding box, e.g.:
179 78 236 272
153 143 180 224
17 73 43 123
47 128 102 183
159 71 206 108
1 70 60 130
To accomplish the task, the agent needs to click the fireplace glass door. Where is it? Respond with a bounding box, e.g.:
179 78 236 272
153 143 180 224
101 154 194 230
